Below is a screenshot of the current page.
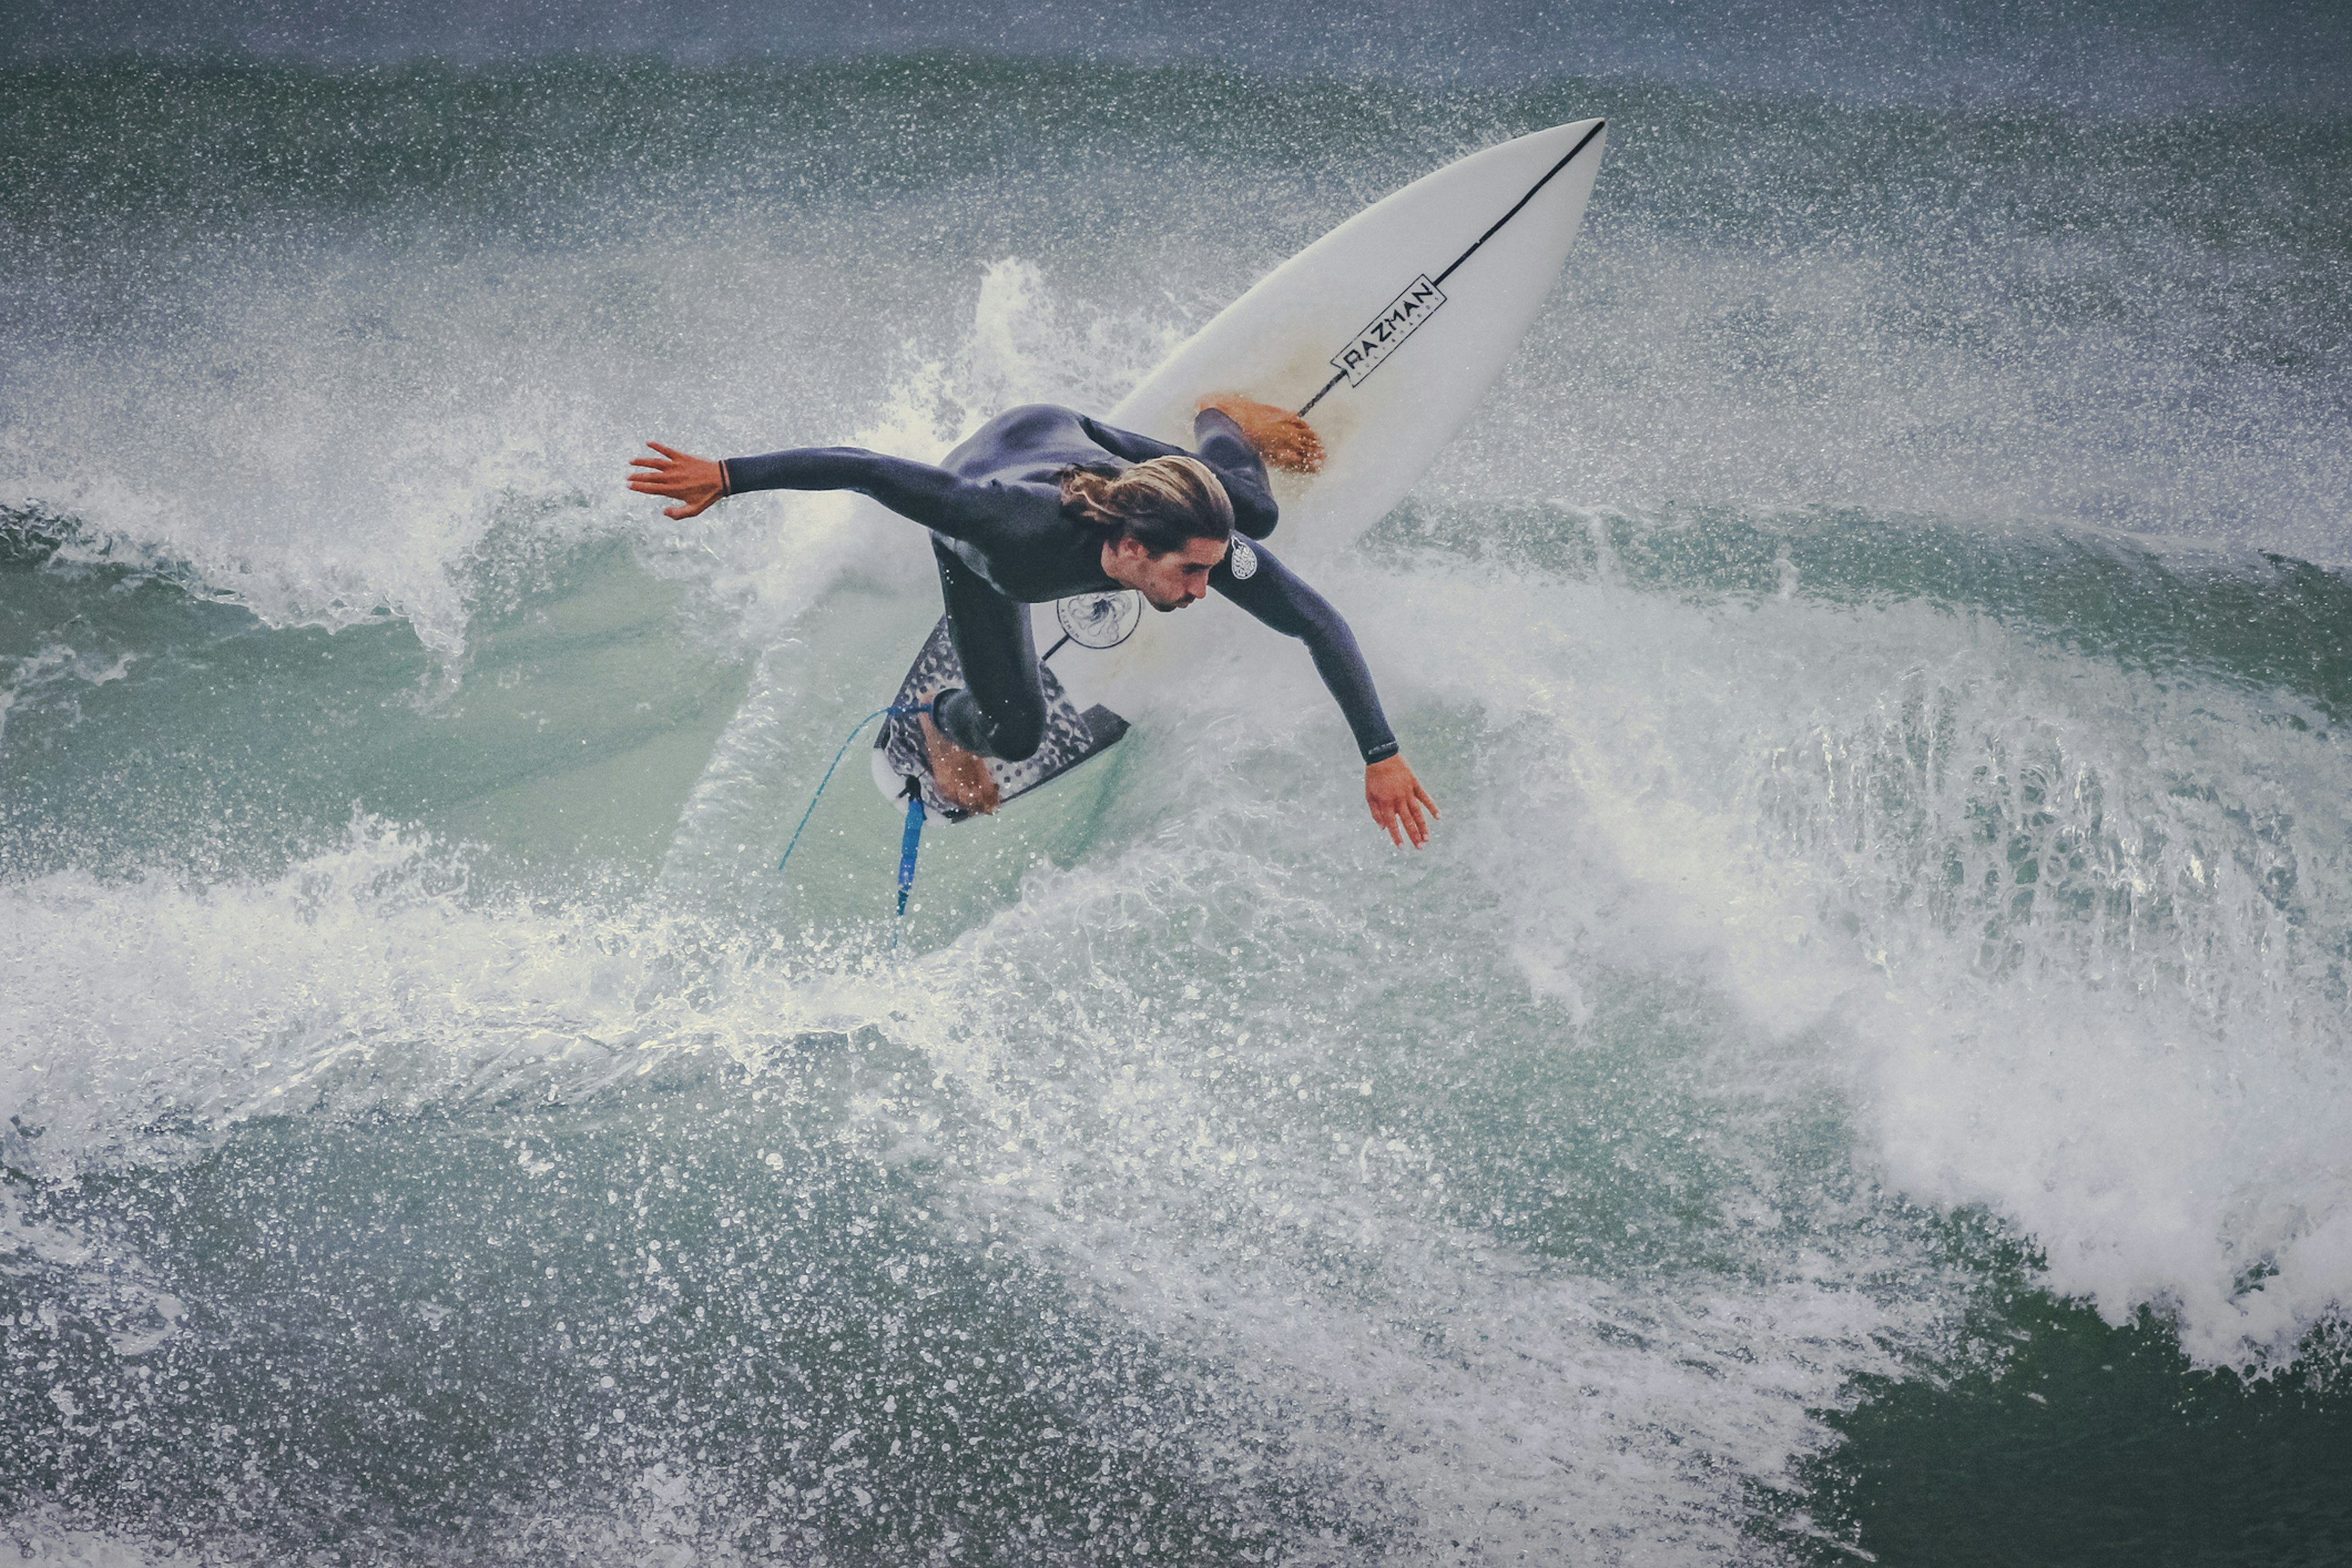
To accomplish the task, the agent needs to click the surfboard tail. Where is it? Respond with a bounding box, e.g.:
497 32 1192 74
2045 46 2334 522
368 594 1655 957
872 618 1133 823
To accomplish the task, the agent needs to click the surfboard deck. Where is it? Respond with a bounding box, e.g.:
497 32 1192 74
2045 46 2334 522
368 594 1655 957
869 616 1130 824
1041 117 1607 717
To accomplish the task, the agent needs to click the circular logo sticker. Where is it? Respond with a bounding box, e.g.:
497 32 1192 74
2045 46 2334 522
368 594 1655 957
1054 589 1144 650
1228 539 1259 580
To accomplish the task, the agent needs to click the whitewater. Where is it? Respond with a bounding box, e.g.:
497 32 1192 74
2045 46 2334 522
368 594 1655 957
5 37 2350 1567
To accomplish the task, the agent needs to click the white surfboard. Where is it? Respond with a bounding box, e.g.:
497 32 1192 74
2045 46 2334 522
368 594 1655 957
875 117 1607 809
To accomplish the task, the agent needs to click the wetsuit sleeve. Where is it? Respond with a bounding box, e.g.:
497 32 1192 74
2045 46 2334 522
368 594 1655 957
1212 541 1398 764
1189 409 1280 541
1072 414 1186 466
720 447 1055 544
1076 410 1281 541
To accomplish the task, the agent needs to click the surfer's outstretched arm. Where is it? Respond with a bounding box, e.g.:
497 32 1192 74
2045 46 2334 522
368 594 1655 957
628 443 1057 540
1212 541 1438 848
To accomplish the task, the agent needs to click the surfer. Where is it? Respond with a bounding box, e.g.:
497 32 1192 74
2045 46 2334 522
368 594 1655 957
628 396 1438 847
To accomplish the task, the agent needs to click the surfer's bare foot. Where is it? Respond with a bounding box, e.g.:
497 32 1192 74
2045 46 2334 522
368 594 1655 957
1198 394 1325 473
921 712 1000 815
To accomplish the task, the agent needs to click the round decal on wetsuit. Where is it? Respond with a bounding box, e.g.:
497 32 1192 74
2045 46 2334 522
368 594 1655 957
1227 538 1259 580
1055 589 1144 650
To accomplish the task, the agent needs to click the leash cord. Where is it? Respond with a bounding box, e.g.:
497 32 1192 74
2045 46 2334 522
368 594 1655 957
775 703 931 875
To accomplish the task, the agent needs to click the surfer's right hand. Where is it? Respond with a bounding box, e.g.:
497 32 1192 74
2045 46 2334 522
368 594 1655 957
628 442 726 519
1365 755 1438 848
1197 394 1325 473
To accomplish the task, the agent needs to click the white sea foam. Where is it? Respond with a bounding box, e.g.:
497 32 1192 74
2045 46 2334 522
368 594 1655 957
7 532 2345 1556
0 714 1927 1562
848 829 1942 1561
1327 546 2352 1370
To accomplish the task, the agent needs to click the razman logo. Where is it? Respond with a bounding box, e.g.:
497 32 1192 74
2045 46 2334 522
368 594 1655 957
1330 274 1447 388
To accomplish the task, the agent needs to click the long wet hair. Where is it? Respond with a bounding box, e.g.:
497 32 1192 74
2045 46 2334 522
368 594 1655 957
1058 454 1234 554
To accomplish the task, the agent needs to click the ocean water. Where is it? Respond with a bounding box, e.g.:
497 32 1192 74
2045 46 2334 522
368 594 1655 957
4 25 2351 1567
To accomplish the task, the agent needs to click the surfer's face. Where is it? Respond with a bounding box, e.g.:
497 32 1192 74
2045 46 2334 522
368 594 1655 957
1104 534 1229 611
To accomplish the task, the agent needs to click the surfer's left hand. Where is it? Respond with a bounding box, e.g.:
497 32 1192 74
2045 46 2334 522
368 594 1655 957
628 442 726 519
1365 755 1438 848
1198 394 1325 473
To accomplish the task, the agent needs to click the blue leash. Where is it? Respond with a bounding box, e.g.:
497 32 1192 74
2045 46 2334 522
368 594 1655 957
895 796 926 917
775 703 933 919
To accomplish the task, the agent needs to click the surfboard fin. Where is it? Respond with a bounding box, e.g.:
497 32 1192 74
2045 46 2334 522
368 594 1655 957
895 786 926 918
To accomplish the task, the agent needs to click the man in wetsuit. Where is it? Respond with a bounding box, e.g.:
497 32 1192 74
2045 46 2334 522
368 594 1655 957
627 395 1438 847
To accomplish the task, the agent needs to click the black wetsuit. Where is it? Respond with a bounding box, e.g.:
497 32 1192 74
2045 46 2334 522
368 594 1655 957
722 403 1396 765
